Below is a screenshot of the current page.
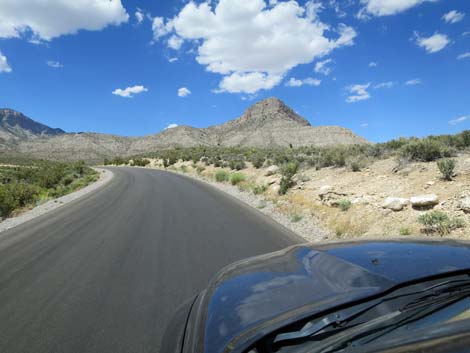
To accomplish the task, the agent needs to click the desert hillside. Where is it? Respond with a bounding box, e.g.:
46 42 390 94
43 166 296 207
1 98 367 161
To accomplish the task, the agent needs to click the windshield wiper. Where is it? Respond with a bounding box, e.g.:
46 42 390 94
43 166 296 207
272 277 470 350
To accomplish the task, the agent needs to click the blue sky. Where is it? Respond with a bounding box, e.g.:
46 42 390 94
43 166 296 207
0 0 469 142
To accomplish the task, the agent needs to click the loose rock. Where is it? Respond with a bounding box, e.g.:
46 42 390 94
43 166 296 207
410 194 439 208
382 197 409 211
265 165 279 176
460 197 470 213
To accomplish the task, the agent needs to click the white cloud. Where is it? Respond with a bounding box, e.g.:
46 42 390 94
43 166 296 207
0 51 12 73
369 61 378 67
112 85 148 98
415 32 450 53
457 52 470 60
216 72 283 94
168 57 178 63
0 0 128 41
449 116 469 126
358 0 434 18
314 59 333 75
285 77 321 87
374 81 394 89
47 60 63 68
165 123 179 129
152 17 171 40
156 0 357 94
361 123 369 127
405 78 421 85
178 87 191 97
346 83 371 103
135 8 145 24
168 35 183 50
442 10 465 24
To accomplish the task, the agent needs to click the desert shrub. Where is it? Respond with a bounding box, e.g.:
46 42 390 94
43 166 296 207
230 172 246 185
253 184 267 195
214 170 228 182
196 166 205 174
180 165 188 173
279 161 299 195
291 214 303 223
229 158 246 170
400 139 451 162
399 227 411 236
418 211 465 235
251 153 265 169
437 158 456 180
338 199 352 212
132 158 150 167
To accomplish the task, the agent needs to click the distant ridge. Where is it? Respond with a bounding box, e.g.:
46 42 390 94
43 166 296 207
0 98 369 161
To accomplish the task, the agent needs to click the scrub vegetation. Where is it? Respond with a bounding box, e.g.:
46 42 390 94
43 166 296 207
0 161 98 219
104 130 470 239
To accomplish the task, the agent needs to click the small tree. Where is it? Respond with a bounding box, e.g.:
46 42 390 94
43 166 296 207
437 158 456 181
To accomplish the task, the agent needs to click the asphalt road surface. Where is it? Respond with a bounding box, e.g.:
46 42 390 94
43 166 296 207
0 167 301 353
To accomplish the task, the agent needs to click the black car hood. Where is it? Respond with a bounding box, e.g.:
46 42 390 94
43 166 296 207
194 240 470 353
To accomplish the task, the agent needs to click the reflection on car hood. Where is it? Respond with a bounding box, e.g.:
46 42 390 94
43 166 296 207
200 240 470 353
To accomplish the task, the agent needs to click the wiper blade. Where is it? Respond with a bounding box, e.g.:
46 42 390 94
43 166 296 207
273 277 470 348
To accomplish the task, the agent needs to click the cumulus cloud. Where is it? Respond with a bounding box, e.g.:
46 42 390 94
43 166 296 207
112 85 148 98
178 87 191 97
285 77 321 87
314 59 333 75
415 33 450 53
358 0 434 18
47 60 63 68
369 62 378 67
374 81 394 89
457 52 470 60
346 83 371 103
442 10 465 24
168 35 183 50
449 116 469 126
0 0 128 41
135 8 145 24
155 0 357 94
0 51 12 73
405 78 421 85
168 57 178 63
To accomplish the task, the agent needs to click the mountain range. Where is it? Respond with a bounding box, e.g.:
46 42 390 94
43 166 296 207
0 97 368 162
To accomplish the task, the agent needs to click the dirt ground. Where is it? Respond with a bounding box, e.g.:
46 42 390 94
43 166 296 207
144 153 470 240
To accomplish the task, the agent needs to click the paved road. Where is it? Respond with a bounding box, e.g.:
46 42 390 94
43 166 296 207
0 167 300 353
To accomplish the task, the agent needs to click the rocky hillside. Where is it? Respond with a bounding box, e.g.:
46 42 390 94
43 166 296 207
1 98 368 161
0 109 64 142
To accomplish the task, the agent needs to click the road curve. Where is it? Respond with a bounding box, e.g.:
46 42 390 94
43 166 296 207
0 167 301 353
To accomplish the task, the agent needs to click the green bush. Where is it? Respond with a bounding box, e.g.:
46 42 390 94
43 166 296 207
229 158 246 170
214 170 228 182
291 214 303 223
400 139 451 162
437 158 456 180
399 227 411 236
278 161 299 195
338 199 352 212
253 184 267 195
418 211 465 235
196 166 205 174
251 153 265 169
230 172 246 185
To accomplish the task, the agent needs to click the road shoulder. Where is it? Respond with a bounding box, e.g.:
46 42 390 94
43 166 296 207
0 168 113 234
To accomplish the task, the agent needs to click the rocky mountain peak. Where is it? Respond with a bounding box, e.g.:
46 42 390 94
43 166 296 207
0 108 65 137
237 97 311 127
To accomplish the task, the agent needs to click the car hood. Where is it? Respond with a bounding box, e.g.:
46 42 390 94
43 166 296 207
193 240 470 353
